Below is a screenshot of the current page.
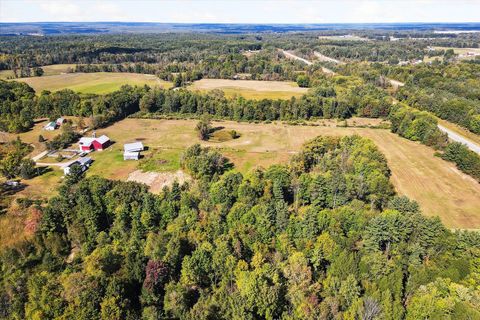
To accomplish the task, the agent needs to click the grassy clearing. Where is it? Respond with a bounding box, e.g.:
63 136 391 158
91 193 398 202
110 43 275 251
14 72 172 94
88 118 480 229
189 79 308 100
3 117 479 235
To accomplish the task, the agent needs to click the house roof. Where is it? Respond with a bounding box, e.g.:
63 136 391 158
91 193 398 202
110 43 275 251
56 117 65 123
96 135 110 144
45 121 56 128
124 142 144 152
78 157 92 165
79 137 95 146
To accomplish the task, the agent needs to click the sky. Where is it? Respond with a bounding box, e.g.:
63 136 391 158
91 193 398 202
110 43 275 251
1 0 479 24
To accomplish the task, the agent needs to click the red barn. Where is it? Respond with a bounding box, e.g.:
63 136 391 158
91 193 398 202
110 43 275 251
78 135 110 152
92 135 110 151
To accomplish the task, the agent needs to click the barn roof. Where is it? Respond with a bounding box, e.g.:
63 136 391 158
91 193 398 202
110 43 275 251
96 135 110 144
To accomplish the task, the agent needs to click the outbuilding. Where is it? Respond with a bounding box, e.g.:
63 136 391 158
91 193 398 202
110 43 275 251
92 135 110 151
123 151 140 160
56 117 66 126
123 142 144 160
44 121 57 131
78 135 111 152
79 137 95 151
63 157 92 175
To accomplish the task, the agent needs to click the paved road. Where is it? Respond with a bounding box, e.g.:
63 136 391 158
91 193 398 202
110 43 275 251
438 124 480 154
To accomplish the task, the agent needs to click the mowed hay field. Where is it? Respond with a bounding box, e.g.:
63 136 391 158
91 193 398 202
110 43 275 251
87 118 480 229
189 79 309 100
4 118 479 232
15 72 172 94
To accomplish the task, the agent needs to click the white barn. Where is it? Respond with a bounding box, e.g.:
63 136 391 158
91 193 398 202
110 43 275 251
63 157 92 175
123 142 144 160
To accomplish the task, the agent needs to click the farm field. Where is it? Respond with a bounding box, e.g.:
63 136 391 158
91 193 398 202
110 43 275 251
189 79 309 100
14 72 172 94
84 119 480 229
5 117 480 232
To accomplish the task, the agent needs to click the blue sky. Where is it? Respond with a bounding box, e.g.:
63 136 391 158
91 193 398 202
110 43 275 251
1 0 479 23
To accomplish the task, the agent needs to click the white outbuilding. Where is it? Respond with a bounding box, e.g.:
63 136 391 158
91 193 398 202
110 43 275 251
123 142 144 160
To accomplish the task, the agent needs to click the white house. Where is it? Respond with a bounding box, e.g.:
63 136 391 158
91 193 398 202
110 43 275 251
123 142 144 160
63 157 92 175
44 121 57 131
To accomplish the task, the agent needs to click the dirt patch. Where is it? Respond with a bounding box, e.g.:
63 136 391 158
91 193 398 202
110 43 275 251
127 169 191 193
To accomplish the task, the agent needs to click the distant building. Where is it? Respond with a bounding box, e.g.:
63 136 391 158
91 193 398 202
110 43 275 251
44 121 57 131
78 135 111 152
123 142 144 160
63 157 92 175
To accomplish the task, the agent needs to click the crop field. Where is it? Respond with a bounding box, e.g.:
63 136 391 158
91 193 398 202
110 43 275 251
189 79 309 100
5 117 480 234
14 72 172 94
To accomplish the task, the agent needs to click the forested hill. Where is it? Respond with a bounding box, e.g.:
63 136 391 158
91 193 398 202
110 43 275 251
1 138 479 319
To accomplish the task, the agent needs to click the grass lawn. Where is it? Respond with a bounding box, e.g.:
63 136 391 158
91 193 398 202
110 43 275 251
189 79 308 100
14 72 172 94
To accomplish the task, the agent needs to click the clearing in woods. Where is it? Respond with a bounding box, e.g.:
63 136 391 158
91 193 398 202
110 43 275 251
85 119 480 229
14 72 172 94
3 118 479 245
189 79 309 100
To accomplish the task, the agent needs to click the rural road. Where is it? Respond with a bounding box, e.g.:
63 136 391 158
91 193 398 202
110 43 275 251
281 50 336 75
313 51 344 64
438 124 480 154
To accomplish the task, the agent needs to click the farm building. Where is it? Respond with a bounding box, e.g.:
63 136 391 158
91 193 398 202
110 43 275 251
124 151 140 160
56 117 66 126
63 157 92 175
78 135 111 151
79 137 95 151
123 142 144 160
44 121 57 131
93 135 111 150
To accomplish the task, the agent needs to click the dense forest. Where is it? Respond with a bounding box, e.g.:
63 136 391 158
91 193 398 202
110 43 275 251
1 138 479 319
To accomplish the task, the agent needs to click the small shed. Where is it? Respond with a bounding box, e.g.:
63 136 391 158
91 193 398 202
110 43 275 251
92 135 110 151
123 151 140 160
124 142 144 153
44 121 57 131
123 142 144 160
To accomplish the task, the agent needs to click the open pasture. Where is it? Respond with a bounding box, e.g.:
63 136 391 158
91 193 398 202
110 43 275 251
189 79 309 100
14 72 172 94
5 117 480 230
86 118 480 229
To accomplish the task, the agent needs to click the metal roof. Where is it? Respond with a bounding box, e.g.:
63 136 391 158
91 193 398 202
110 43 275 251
96 135 110 144
124 142 144 152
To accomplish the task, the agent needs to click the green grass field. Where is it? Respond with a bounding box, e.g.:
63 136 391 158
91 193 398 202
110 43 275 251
14 72 172 94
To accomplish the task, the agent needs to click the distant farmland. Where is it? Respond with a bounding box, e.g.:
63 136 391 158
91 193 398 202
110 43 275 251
189 79 309 100
14 72 172 94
